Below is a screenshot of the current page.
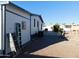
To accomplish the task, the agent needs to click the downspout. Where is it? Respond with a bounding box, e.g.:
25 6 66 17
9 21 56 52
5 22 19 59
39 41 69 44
2 4 6 55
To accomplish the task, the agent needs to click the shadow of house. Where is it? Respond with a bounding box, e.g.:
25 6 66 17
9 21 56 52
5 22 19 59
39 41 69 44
16 53 59 58
16 31 68 58
23 31 68 53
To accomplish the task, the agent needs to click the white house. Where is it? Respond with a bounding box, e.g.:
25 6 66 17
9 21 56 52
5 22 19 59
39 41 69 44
0 1 44 56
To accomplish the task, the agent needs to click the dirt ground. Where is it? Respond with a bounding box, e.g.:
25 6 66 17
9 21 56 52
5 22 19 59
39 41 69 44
17 31 79 58
31 31 79 58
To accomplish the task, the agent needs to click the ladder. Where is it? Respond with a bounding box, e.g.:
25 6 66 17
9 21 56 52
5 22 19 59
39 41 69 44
9 33 22 57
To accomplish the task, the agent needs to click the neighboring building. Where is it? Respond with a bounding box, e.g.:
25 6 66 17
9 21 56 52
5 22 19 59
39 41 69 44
60 24 71 32
60 24 79 32
0 1 44 56
71 24 79 32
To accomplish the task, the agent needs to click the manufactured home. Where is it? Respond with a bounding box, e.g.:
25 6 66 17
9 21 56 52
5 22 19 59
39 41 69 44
0 1 44 56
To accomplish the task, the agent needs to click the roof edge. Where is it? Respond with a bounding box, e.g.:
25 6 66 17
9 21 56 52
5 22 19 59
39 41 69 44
9 1 32 14
31 14 44 23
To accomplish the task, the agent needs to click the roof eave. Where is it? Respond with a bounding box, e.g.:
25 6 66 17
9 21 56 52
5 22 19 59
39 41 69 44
9 1 32 14
31 14 44 23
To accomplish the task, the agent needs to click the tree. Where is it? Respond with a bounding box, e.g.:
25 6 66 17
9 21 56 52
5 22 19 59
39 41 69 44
51 24 64 35
59 28 64 35
53 24 60 32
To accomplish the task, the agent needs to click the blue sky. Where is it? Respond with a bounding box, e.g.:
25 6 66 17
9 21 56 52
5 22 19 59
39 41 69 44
12 1 79 25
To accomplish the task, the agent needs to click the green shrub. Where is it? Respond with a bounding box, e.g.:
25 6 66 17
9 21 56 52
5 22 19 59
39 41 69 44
52 24 64 35
53 24 60 32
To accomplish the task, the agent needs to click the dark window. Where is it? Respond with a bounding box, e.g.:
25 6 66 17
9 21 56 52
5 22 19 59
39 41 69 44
37 21 39 27
34 19 35 27
22 21 26 30
65 25 71 28
41 24 42 30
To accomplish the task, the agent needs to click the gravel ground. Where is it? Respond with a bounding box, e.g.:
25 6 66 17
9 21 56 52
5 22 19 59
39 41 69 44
31 31 79 58
16 31 79 58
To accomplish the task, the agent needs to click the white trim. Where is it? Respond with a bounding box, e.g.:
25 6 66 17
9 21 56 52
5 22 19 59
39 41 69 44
0 1 9 4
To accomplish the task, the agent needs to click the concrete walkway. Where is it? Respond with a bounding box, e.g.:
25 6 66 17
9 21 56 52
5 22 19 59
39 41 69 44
16 31 79 58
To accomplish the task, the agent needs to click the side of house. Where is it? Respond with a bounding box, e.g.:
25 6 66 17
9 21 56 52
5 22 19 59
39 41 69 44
31 14 44 38
0 1 44 56
6 2 31 54
0 2 31 55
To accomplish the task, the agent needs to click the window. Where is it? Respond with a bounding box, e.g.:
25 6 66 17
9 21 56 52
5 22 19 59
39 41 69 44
34 19 35 27
65 25 71 28
41 24 42 30
37 21 39 27
22 21 26 30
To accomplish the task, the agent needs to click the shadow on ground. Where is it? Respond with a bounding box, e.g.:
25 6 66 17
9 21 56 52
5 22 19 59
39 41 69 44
16 31 68 58
16 53 59 58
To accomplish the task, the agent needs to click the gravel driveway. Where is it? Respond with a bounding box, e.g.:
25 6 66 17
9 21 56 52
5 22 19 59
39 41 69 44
16 31 79 58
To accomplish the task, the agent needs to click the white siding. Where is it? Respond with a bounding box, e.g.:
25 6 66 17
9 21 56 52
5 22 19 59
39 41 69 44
31 15 43 35
0 5 2 50
6 9 30 53
37 16 43 31
31 16 38 35
6 11 30 44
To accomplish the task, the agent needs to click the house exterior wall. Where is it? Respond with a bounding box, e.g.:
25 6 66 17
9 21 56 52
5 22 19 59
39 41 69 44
31 15 43 35
31 16 38 35
37 16 43 31
71 25 79 31
0 2 44 55
5 4 30 54
60 24 79 33
0 5 2 52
